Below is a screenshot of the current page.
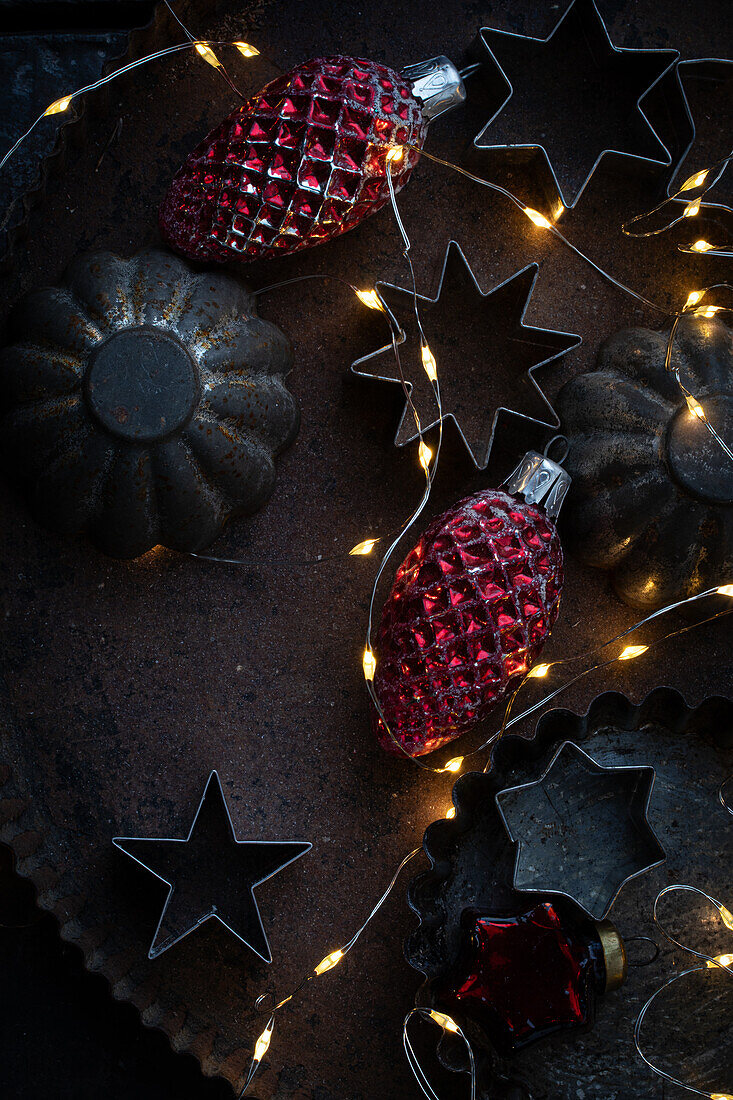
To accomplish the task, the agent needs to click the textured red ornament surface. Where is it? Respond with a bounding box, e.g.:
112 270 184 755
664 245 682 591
159 55 426 263
435 903 600 1054
372 490 563 757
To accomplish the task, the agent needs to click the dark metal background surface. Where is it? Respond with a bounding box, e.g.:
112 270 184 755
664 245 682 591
0 1 731 1097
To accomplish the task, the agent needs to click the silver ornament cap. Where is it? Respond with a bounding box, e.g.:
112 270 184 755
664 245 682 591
504 450 571 521
401 56 466 120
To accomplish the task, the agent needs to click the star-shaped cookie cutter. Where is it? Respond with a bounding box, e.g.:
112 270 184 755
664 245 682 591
472 0 681 210
351 241 580 470
113 770 311 961
495 741 666 920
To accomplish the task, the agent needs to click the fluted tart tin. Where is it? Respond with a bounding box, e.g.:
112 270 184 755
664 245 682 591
405 689 733 1099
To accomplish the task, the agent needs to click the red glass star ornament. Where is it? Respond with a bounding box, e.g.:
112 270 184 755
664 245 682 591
435 902 605 1054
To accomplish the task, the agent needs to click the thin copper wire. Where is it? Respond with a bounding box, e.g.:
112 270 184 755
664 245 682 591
634 884 733 1098
622 149 733 249
239 845 421 1096
403 1007 477 1100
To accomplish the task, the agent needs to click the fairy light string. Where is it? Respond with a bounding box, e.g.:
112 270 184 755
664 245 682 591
239 845 422 1096
634 884 733 1099
622 150 733 256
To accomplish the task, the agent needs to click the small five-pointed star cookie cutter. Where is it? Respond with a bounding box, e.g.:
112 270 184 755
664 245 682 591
495 741 666 920
351 240 580 470
470 0 683 210
113 770 311 961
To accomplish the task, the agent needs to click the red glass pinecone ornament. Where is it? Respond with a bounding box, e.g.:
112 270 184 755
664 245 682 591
159 54 465 264
372 453 570 757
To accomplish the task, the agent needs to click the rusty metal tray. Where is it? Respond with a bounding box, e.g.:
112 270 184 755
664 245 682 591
0 0 730 1096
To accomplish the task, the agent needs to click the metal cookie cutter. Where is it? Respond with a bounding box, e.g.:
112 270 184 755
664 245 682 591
470 0 682 211
351 240 581 471
495 741 666 920
113 770 311 961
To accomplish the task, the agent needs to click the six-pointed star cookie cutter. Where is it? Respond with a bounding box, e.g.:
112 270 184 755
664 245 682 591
495 741 666 920
470 0 684 210
350 240 581 470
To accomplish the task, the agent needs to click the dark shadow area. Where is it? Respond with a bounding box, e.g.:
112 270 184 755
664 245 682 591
0 844 234 1099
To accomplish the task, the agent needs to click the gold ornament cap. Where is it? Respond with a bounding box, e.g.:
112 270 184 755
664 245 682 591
594 919 628 992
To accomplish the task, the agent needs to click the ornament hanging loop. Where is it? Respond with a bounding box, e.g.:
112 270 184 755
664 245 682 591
503 449 571 520
624 935 661 968
544 433 570 465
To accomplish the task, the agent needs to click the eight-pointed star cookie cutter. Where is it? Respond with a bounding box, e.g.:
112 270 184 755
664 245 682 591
495 741 666 920
350 240 581 471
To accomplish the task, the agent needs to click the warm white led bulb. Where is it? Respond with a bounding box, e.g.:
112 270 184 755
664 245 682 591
680 169 709 191
349 538 379 556
253 1022 273 1063
421 343 437 382
355 288 384 311
619 644 648 661
44 94 73 116
314 949 344 975
362 649 376 681
686 395 705 420
194 41 223 69
234 41 260 57
429 1009 459 1032
524 207 552 229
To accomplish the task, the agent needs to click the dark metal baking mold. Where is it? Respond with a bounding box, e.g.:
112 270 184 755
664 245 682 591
555 317 733 610
0 248 299 558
